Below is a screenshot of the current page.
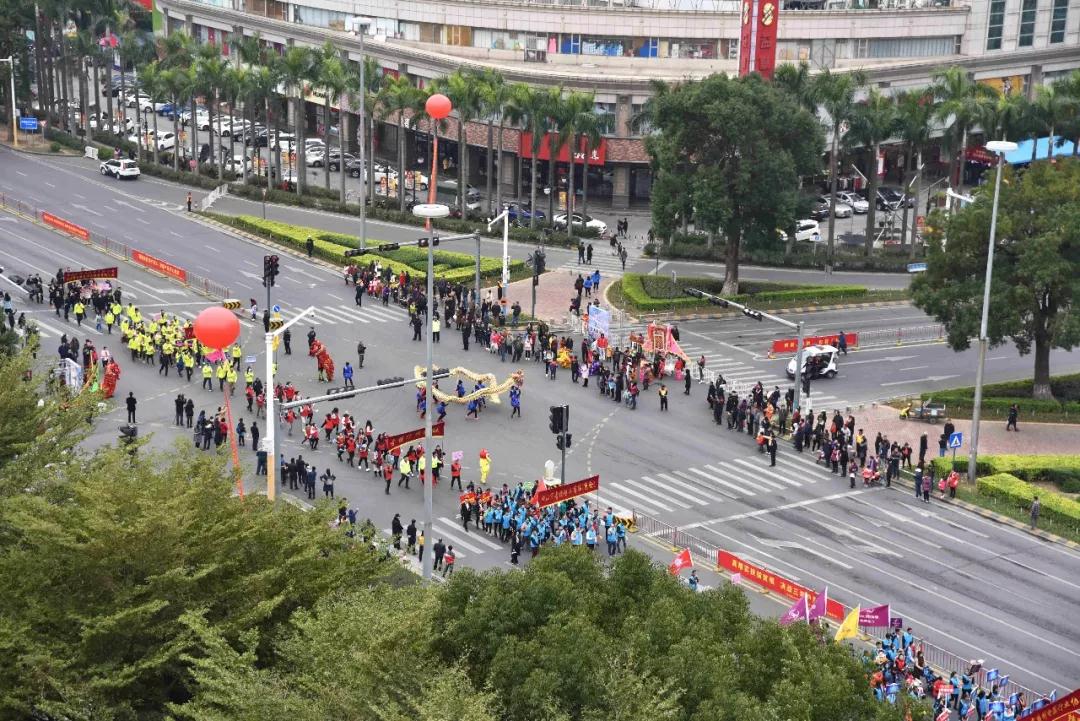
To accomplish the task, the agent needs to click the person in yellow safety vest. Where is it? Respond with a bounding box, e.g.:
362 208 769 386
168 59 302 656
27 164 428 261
73 301 86 326
183 352 195 381
244 367 255 387
104 309 115 334
230 344 242 369
128 333 140 361
202 363 214 391
126 303 137 320
111 301 122 318
132 308 142 325
226 365 238 395
216 362 228 391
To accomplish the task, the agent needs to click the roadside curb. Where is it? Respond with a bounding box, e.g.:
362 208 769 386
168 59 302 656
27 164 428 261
613 298 913 324
0 141 78 157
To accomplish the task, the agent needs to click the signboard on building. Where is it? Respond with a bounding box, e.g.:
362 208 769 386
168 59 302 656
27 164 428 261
738 0 779 79
519 133 607 166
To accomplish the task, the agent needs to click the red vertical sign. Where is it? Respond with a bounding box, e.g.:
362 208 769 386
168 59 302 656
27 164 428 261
738 0 754 77
754 0 779 79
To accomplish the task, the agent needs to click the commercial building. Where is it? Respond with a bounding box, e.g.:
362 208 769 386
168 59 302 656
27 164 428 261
157 0 1080 207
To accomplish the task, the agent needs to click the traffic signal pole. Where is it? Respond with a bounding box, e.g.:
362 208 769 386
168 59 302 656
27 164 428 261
264 306 315 502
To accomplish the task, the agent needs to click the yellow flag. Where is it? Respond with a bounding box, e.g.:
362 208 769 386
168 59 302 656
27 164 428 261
273 335 281 352
834 606 860 642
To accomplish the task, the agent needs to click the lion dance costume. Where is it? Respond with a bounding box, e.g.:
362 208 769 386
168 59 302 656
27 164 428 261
101 359 121 399
309 340 335 382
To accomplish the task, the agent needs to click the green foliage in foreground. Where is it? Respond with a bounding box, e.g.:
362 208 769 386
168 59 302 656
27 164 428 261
0 349 926 721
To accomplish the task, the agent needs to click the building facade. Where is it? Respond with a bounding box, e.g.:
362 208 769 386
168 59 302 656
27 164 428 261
157 0 1080 207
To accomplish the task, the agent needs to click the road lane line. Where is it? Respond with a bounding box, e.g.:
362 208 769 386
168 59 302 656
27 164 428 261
639 475 709 505
608 483 675 512
686 490 871 527
707 463 785 492
687 467 756 496
436 518 503 550
654 472 732 503
620 477 690 508
732 458 802 487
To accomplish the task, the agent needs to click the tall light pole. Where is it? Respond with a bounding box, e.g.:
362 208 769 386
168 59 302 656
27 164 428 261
967 139 1017 482
264 306 315 501
413 92 452 582
353 18 372 251
1 56 16 148
488 205 510 287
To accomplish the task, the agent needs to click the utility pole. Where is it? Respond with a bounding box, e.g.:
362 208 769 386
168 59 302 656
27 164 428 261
264 305 315 502
549 405 571 484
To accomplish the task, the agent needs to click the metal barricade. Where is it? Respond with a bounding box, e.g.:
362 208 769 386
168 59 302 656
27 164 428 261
855 325 946 348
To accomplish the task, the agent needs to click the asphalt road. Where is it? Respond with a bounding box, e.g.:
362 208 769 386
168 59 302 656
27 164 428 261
3 141 1079 695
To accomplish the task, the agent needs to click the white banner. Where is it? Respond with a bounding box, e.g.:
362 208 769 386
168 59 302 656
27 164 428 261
586 306 610 340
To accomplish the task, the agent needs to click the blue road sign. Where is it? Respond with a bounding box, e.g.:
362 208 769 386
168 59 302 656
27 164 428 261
272 304 281 313
907 262 927 273
948 431 963 449
19 116 39 131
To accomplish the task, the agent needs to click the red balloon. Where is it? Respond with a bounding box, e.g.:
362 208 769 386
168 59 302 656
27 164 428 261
194 306 241 350
426 93 452 120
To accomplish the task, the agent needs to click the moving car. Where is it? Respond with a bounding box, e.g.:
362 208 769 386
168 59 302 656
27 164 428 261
835 191 869 214
786 344 838 379
155 132 177 151
99 158 141 179
794 219 822 243
326 151 356 171
876 186 914 210
553 212 608 234
506 202 545 225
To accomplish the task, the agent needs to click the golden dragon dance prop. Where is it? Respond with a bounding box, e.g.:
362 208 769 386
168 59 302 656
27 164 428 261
413 367 524 405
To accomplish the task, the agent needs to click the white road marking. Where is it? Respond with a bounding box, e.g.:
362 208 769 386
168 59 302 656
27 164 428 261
686 490 871 528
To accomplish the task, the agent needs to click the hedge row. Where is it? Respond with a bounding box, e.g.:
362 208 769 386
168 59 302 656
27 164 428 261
619 274 869 312
925 394 1080 416
977 472 1080 527
931 454 1080 493
216 214 524 283
921 373 1080 417
643 235 919 273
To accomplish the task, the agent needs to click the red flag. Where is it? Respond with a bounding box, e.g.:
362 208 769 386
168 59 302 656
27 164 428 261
668 548 692 575
530 478 548 505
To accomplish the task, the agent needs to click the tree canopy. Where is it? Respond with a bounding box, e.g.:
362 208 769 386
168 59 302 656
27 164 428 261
646 74 823 294
912 158 1080 399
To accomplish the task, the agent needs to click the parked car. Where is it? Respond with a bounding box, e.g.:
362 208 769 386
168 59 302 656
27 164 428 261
819 195 853 218
876 186 914 210
99 158 141 179
326 151 356 171
835 191 869 214
553 212 608 234
809 197 831 220
156 132 177 151
786 344 839 379
123 92 150 108
222 154 252 174
794 219 822 243
506 202 545 225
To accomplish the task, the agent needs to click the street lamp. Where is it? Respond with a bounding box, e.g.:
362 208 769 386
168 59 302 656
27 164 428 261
967 138 1017 483
413 202 450 583
352 17 373 251
264 306 315 501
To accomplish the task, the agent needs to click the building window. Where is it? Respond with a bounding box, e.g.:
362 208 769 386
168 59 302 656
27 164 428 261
855 37 870 58
1018 0 1037 46
986 0 1005 49
1050 0 1068 42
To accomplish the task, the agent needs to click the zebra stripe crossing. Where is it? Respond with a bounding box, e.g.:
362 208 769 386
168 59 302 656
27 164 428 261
581 452 837 518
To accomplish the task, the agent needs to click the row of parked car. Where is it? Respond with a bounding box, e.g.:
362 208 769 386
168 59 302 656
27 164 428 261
809 187 915 220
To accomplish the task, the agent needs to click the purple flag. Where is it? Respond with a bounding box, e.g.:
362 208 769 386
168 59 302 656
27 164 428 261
858 603 891 627
807 587 828 622
779 595 809 626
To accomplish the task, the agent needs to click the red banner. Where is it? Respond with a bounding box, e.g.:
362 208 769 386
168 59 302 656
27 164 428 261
771 333 857 355
383 421 445 451
131 250 188 283
1023 688 1080 721
519 133 607 166
738 0 753 76
754 0 780 79
717 550 846 622
63 267 118 284
41 212 89 242
459 492 476 505
533 475 599 508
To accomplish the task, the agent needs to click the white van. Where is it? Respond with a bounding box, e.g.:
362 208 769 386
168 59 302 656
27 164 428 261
786 344 839 379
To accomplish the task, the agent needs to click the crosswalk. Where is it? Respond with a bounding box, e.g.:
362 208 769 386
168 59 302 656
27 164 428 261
181 303 409 327
556 250 628 279
583 449 835 518
677 339 852 412
383 515 506 560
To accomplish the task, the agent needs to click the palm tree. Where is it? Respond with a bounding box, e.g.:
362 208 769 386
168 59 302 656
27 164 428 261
1032 82 1071 160
140 62 164 166
774 62 817 114
196 47 229 179
813 68 866 266
577 109 613 220
980 91 1033 145
116 30 141 139
894 89 934 258
161 67 188 171
846 88 897 256
477 69 508 215
380 75 420 212
316 45 350 194
436 70 484 218
932 66 997 198
233 32 266 183
157 32 196 165
504 83 553 229
1055 70 1080 156
554 90 595 240
359 57 384 206
247 65 280 185
71 29 97 141
279 45 315 195
223 66 246 178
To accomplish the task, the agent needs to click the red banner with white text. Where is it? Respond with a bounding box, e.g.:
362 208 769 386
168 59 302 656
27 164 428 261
384 422 445 451
754 0 780 79
131 250 188 283
41 212 90 242
534 475 600 508
519 133 607 166
718 550 846 622
738 0 754 76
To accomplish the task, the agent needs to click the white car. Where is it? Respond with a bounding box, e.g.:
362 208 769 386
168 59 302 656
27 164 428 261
124 92 149 108
156 132 176 151
794 219 822 243
787 344 838 379
99 158 141 179
553 213 608 234
223 154 252 174
836 191 869 214
819 195 852 218
221 119 251 138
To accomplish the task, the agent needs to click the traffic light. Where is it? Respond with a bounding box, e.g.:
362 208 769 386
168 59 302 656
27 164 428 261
548 405 565 434
743 308 763 321
269 255 279 286
417 236 440 248
343 249 363 257
376 243 400 251
377 376 406 386
683 288 704 299
535 250 546 274
709 296 729 308
327 386 358 400
262 255 272 286
555 433 573 451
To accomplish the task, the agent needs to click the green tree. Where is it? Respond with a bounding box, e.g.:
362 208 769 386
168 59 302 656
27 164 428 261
435 70 484 218
0 441 384 718
477 69 508 215
279 45 316 195
380 74 420 212
774 61 817 114
1032 81 1074 160
554 90 595 239
932 66 997 198
577 108 613 220
140 61 164 166
316 45 350 197
358 56 384 207
846 88 897 256
812 68 866 267
894 88 935 257
647 74 822 294
505 83 556 229
912 159 1080 400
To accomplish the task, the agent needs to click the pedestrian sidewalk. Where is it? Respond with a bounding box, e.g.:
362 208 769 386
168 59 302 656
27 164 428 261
503 263 615 326
854 403 1080 456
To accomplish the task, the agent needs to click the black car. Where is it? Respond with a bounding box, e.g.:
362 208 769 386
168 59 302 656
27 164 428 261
876 186 915 210
809 198 831 220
